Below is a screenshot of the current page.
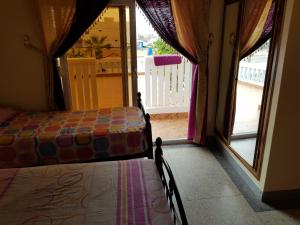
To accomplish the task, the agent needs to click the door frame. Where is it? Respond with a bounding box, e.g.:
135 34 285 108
217 0 287 178
252 0 286 176
110 0 138 107
215 0 243 141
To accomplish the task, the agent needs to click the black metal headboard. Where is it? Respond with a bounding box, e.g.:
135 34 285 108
155 137 188 225
137 92 153 159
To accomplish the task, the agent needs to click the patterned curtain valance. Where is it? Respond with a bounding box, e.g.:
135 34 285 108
136 0 194 62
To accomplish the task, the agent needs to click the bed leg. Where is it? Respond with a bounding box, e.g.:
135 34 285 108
145 113 153 159
155 137 163 159
155 137 164 180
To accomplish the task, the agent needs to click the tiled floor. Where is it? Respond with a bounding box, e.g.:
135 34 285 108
233 81 263 134
150 113 188 140
163 144 300 225
230 138 256 166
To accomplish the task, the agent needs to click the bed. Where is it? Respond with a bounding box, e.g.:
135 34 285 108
0 138 188 225
0 93 153 169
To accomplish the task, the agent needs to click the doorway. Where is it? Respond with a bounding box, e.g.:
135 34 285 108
65 1 137 111
215 0 285 176
135 7 192 141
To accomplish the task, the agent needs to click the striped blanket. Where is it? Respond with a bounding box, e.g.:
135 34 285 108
0 159 172 225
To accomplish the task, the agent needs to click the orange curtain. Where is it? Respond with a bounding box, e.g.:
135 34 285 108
240 0 273 57
171 0 210 144
35 0 76 109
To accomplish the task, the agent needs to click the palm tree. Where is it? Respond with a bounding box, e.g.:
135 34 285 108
67 48 85 58
84 36 111 59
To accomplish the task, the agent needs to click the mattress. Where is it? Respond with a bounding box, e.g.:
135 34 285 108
0 107 146 168
0 159 172 225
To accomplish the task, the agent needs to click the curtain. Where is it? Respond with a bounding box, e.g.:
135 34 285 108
54 0 110 57
37 0 110 110
240 0 273 58
172 0 210 144
225 0 276 139
36 0 76 110
241 1 276 58
137 0 210 144
187 65 199 140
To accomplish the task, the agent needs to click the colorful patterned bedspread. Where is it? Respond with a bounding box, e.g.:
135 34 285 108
0 107 146 168
0 159 173 225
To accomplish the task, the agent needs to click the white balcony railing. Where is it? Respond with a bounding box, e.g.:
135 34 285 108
67 58 99 111
238 62 266 86
96 57 121 74
68 56 193 113
142 57 192 114
96 56 146 74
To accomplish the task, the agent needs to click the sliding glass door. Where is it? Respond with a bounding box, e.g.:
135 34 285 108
66 0 137 111
230 39 271 166
215 0 285 176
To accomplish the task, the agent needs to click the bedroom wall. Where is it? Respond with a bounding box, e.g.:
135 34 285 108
262 0 300 192
0 0 47 111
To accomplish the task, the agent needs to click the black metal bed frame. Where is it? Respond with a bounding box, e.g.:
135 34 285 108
155 137 188 225
137 92 153 159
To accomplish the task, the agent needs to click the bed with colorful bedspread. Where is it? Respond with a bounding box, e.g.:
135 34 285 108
0 107 151 168
0 159 174 225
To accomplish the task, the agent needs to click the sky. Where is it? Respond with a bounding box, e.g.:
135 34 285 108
135 7 157 36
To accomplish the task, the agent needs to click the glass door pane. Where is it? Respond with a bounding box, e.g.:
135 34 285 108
66 3 137 111
230 39 271 166
126 6 135 106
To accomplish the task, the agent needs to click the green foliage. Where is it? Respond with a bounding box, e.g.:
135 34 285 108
67 35 111 59
84 35 111 59
152 38 177 55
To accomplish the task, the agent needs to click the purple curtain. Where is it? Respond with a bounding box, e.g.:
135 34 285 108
187 64 198 140
53 0 110 110
137 0 202 141
136 0 194 62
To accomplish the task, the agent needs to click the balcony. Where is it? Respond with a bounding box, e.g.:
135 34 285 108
66 56 263 140
233 61 265 135
137 57 192 140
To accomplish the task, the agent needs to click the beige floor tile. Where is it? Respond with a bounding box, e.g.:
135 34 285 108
230 138 256 166
164 146 241 201
184 196 263 225
162 144 300 225
257 209 300 225
151 117 188 140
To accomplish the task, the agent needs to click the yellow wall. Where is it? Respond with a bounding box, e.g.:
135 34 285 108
0 0 47 111
263 0 300 192
97 76 124 108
